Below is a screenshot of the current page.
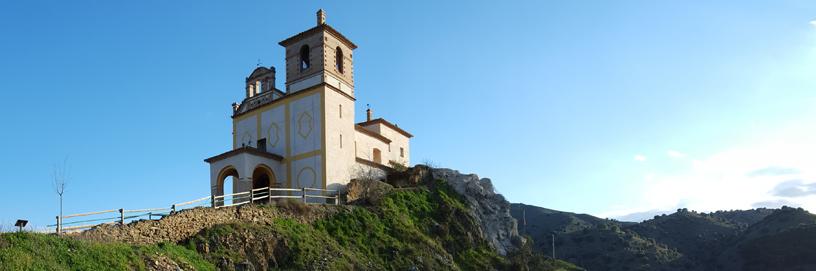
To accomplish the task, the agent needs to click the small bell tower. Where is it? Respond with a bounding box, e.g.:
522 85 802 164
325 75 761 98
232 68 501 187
279 9 357 96
245 66 276 98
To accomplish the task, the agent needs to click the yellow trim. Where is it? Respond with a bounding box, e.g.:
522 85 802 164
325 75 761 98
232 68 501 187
227 87 328 191
320 90 327 189
285 101 292 190
287 150 321 162
256 111 262 142
232 87 321 123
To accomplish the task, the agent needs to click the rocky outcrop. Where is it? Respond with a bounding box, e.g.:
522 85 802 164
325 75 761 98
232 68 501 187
431 168 522 256
386 165 434 187
346 178 393 204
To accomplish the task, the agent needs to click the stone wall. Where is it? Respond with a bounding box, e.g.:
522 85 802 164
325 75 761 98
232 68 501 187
77 203 349 245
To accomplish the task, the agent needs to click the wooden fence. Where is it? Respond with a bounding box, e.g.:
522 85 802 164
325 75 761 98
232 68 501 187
50 186 340 234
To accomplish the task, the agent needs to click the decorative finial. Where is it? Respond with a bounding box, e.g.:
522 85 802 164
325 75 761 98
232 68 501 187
317 9 326 25
256 59 262 67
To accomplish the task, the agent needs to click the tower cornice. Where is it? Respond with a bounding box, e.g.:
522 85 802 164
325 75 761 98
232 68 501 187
278 24 357 50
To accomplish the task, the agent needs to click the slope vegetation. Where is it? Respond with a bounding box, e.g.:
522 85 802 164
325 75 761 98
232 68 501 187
1 172 580 270
513 204 816 271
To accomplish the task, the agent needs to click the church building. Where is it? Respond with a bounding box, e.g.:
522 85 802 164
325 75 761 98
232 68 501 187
205 10 412 200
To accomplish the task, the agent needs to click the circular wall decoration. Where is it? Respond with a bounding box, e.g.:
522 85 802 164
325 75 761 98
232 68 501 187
297 111 314 139
241 132 253 147
266 123 280 148
296 167 317 188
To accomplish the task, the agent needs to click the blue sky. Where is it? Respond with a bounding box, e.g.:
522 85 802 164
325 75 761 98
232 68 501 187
1 1 816 228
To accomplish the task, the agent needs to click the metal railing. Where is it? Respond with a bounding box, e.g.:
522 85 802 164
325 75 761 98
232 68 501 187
50 186 340 234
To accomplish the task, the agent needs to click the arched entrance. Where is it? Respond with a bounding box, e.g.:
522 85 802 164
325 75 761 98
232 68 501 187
252 165 276 204
216 166 239 207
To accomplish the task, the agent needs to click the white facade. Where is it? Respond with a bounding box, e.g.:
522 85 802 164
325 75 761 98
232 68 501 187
205 11 412 200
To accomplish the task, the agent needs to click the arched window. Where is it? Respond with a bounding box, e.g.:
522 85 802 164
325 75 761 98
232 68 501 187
335 47 344 73
373 148 382 164
299 45 311 71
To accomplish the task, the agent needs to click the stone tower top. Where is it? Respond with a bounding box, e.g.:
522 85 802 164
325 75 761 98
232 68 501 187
278 10 356 95
317 9 326 25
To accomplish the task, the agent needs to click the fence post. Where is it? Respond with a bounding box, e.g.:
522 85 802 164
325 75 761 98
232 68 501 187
250 188 255 204
56 216 61 235
335 193 339 206
171 204 176 214
211 195 216 208
301 187 307 203
119 208 125 225
268 186 273 204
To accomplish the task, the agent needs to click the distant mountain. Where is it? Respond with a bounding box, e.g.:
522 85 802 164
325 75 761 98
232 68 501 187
628 209 741 265
512 204 816 271
511 204 691 270
707 208 775 228
715 206 816 270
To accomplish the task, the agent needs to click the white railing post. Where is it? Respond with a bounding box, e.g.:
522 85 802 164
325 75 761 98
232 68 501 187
211 195 216 208
250 188 255 204
171 204 176 214
56 216 61 235
335 194 339 205
268 186 273 204
301 187 307 203
118 208 125 225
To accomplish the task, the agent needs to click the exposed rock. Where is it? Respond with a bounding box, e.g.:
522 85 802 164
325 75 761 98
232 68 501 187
346 178 393 204
386 164 433 187
431 168 522 256
145 253 184 271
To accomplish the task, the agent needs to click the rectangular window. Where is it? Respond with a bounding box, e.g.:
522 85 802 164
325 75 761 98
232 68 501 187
339 104 342 119
340 134 343 148
388 144 391 152
257 138 267 152
400 147 404 158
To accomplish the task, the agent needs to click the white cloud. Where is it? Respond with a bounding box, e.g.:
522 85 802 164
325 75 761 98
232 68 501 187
634 154 647 162
606 114 816 219
667 150 687 158
811 19 816 27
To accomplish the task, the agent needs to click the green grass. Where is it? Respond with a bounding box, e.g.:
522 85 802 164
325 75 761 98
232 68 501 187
0 180 581 270
0 231 214 271
187 179 580 270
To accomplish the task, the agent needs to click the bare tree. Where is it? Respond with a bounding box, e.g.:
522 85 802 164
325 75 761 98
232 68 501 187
52 157 68 231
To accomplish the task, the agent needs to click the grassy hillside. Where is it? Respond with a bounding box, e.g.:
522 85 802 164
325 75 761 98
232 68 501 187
184 180 580 270
0 180 580 270
0 232 214 270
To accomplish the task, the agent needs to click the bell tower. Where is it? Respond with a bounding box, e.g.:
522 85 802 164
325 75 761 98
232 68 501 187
279 9 357 97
